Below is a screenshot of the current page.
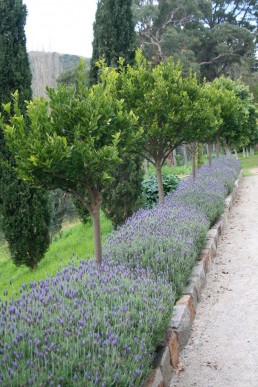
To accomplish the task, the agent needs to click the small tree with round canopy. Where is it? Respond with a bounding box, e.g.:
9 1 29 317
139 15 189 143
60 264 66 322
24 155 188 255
1 62 139 265
119 50 219 198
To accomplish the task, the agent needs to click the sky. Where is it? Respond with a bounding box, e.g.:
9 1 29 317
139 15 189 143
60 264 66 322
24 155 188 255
23 0 98 58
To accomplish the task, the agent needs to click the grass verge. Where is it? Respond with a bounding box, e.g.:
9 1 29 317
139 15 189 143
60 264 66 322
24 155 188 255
239 151 258 176
0 212 112 299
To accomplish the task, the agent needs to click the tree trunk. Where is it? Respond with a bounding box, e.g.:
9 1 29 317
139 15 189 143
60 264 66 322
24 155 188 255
143 159 149 178
168 150 175 166
156 160 164 203
191 142 196 179
223 140 231 156
197 143 203 169
242 147 246 158
216 134 220 157
173 148 177 166
183 144 188 165
92 198 102 266
208 143 213 167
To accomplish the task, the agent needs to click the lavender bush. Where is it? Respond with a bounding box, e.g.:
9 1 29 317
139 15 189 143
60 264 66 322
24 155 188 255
171 156 241 225
0 260 173 386
0 156 240 385
104 156 241 295
104 203 209 297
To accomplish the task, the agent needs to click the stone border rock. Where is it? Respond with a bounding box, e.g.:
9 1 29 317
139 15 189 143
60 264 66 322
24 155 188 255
143 171 243 387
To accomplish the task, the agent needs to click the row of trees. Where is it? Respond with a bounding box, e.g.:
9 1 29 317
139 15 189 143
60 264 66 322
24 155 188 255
0 0 257 269
89 0 258 98
1 50 257 265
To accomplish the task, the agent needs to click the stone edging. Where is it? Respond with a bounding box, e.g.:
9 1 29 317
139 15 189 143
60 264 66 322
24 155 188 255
144 170 243 387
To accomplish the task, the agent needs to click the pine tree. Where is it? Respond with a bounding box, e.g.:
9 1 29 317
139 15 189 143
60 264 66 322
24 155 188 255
89 0 136 85
0 0 50 269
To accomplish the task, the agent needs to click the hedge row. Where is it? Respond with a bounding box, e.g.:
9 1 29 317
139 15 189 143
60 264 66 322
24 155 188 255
0 156 241 386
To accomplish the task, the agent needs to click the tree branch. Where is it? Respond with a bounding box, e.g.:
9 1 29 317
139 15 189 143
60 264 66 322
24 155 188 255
199 53 240 66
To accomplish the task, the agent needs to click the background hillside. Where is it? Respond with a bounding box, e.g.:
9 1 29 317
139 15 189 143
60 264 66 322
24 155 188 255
28 51 90 97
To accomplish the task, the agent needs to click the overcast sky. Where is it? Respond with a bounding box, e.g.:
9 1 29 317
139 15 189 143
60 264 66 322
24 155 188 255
23 0 98 58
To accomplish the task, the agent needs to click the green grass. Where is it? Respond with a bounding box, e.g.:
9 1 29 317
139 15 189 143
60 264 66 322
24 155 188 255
147 163 192 178
238 151 258 176
0 212 113 299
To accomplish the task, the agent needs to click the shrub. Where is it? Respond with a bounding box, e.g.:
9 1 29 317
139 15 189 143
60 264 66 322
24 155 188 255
142 174 180 208
104 201 209 297
105 156 241 295
0 260 173 386
171 156 241 226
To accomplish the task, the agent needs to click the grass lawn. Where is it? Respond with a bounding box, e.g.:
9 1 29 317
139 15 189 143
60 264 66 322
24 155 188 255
239 151 258 176
0 212 113 299
148 162 192 178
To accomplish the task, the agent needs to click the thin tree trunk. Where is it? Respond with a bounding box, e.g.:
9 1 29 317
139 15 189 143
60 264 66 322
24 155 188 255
242 147 246 158
216 134 220 157
197 143 203 169
92 199 102 266
183 144 188 165
191 142 196 179
168 151 174 166
208 142 213 167
173 148 177 166
144 159 149 178
223 140 231 156
156 160 164 203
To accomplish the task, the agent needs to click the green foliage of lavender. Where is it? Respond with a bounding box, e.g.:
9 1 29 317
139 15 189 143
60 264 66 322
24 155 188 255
0 261 173 386
0 156 240 385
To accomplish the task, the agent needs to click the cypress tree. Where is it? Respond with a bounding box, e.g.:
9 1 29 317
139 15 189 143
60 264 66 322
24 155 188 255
102 153 144 228
89 0 143 227
0 0 50 269
90 0 136 84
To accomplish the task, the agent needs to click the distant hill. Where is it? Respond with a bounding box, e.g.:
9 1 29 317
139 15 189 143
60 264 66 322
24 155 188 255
28 52 90 97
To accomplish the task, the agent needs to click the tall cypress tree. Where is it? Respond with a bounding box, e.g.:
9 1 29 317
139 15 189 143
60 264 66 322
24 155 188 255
89 0 143 228
0 0 50 269
90 0 136 84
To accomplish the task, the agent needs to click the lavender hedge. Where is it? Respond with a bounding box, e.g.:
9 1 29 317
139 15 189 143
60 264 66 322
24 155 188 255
104 203 209 297
104 156 240 295
171 157 241 226
0 260 173 386
0 156 240 386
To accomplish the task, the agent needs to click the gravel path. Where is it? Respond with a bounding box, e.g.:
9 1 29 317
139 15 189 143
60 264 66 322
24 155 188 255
170 175 258 387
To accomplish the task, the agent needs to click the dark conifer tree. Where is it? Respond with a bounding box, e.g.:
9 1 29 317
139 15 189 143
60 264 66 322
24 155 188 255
0 0 50 269
102 154 144 228
89 0 136 85
89 0 143 227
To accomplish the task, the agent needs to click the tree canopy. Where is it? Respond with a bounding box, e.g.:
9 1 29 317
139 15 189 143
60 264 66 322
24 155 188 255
133 0 257 79
119 50 218 201
1 62 140 265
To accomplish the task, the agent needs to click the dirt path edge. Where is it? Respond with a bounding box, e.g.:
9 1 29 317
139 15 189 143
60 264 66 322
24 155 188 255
143 171 243 387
